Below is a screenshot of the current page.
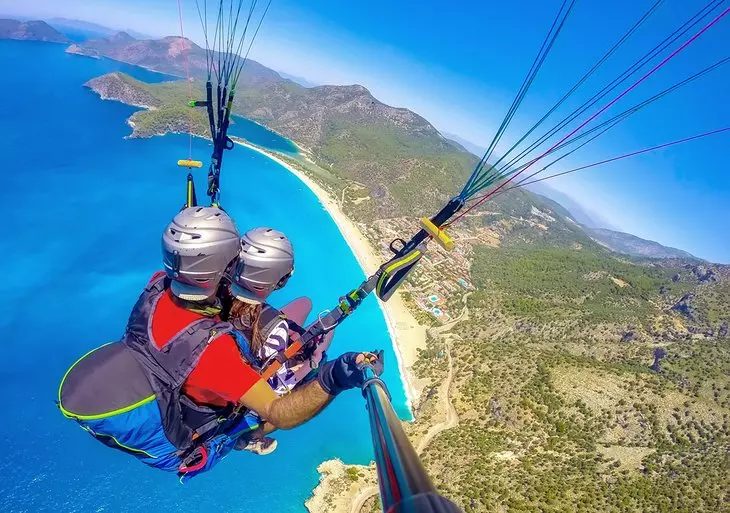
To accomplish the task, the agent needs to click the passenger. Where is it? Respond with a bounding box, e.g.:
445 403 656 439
224 227 334 454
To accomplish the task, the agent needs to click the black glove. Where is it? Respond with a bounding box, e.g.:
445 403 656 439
317 350 384 396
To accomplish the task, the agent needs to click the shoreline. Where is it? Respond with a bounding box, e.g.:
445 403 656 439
237 140 426 412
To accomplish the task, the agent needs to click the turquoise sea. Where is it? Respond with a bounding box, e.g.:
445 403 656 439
0 40 408 512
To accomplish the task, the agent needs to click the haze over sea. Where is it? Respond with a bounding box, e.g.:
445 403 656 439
0 40 408 512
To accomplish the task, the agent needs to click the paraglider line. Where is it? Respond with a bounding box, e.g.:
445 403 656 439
503 54 730 190
465 0 574 196
493 0 726 184
500 127 730 193
446 5 730 226
482 0 666 187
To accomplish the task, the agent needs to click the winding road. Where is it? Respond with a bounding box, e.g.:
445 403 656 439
416 341 458 453
350 485 380 513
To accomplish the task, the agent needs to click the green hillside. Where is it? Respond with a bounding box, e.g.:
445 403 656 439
409 242 730 513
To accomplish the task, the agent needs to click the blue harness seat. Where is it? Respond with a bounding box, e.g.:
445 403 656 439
58 276 260 481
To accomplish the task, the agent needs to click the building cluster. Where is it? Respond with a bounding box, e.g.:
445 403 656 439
363 217 501 323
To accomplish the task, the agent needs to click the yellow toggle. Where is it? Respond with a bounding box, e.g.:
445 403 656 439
177 159 203 168
420 218 455 251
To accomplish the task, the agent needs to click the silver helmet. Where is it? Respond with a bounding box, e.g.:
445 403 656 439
162 206 240 301
231 227 294 303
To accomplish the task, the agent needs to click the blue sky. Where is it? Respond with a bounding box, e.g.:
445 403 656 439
3 0 729 262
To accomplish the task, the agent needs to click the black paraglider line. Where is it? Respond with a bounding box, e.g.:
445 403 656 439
447 4 730 226
463 0 575 197
188 0 272 205
462 0 725 199
496 127 730 195
231 0 272 87
505 55 730 189
482 0 666 183
486 50 730 194
194 0 212 79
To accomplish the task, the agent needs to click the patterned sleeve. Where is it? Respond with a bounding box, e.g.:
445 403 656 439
261 320 304 394
260 319 290 358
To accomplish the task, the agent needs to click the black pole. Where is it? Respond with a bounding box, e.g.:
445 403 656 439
362 369 462 513
185 173 197 208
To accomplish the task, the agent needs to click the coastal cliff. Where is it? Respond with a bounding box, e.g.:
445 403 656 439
305 460 378 513
85 72 161 109
84 72 209 137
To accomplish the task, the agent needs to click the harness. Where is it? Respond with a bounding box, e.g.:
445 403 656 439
121 275 248 456
59 275 262 480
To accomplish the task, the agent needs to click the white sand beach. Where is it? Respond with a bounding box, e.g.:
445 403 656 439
237 141 427 409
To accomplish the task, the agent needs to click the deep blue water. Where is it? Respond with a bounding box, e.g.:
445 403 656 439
0 40 407 512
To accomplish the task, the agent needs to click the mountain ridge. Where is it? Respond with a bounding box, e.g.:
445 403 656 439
588 227 699 261
0 19 70 43
64 30 704 262
440 131 486 156
69 32 286 86
47 17 116 35
46 18 154 41
525 181 616 230
277 71 321 88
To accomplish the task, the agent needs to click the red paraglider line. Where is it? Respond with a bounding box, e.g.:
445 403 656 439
445 5 730 227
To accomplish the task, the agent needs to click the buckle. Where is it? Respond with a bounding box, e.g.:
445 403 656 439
179 445 208 474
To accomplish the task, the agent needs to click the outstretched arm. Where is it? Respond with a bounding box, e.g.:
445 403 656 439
240 379 333 430
239 351 383 430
